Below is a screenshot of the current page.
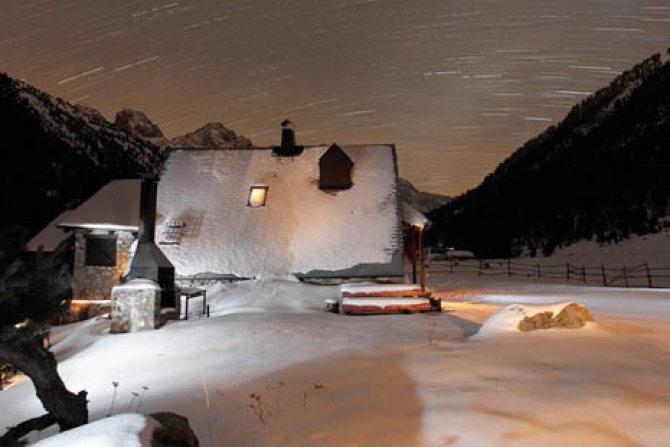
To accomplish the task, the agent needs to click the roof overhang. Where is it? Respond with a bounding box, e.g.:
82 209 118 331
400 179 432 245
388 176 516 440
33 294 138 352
57 223 139 232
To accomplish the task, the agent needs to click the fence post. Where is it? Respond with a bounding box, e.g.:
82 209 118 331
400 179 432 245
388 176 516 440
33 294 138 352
645 263 653 288
566 263 570 282
536 263 541 278
507 259 511 277
581 266 586 284
601 265 607 287
623 266 629 288
449 259 454 274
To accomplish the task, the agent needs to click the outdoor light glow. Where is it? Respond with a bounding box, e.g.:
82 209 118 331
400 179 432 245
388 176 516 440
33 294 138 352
248 185 268 207
14 320 28 329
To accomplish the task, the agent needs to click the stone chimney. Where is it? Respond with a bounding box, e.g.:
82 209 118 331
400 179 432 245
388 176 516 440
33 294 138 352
273 119 303 156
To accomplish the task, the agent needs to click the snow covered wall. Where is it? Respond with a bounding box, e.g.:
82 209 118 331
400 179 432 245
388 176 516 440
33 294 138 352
157 146 402 279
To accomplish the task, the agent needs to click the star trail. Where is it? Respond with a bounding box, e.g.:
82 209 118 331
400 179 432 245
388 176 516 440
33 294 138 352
1 0 668 195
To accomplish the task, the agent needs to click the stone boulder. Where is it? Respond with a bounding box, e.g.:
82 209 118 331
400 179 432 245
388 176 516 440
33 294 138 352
518 302 594 332
150 412 199 447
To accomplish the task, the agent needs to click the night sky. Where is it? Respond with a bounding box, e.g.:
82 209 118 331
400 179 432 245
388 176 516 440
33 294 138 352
1 0 669 195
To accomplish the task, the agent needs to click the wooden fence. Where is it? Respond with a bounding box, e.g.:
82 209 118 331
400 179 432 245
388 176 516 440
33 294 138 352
426 259 670 288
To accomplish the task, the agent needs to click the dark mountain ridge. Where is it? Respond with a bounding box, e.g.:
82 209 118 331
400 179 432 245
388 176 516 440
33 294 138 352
0 72 164 257
429 49 670 258
168 122 252 149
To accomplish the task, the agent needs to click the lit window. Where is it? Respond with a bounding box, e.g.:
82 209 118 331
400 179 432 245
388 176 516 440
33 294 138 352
248 185 268 207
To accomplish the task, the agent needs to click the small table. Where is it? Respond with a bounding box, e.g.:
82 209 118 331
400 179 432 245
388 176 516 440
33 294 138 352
180 287 207 320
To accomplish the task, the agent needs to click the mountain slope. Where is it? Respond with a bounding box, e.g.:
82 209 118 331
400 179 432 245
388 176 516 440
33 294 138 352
0 72 164 256
429 49 670 258
111 110 253 150
399 179 450 214
114 109 167 146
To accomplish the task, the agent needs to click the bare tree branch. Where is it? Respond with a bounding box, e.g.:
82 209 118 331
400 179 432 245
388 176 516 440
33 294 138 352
0 413 56 447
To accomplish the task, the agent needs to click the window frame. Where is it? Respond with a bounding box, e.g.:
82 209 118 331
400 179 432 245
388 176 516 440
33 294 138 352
247 185 269 207
84 234 118 267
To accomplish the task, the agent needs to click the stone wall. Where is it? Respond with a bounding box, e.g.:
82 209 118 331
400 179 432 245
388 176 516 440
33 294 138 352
111 279 163 333
72 229 135 301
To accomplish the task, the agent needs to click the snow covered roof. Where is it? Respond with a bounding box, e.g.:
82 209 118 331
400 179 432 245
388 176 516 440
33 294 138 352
28 179 141 251
157 146 403 279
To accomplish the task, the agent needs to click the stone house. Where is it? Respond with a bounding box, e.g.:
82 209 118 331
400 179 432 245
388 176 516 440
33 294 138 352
28 180 141 319
60 223 137 301
57 224 137 322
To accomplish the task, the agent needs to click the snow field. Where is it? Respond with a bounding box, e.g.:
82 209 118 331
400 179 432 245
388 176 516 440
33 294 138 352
2 277 670 446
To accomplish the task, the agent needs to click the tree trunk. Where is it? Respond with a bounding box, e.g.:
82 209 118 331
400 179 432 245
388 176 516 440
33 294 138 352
0 335 87 437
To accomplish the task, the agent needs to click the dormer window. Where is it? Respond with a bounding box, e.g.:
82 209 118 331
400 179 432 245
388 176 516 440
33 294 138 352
319 144 354 190
248 185 268 207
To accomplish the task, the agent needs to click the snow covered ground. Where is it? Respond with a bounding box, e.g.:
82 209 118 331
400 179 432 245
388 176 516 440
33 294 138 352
428 228 670 289
545 228 670 269
32 414 158 447
2 274 670 446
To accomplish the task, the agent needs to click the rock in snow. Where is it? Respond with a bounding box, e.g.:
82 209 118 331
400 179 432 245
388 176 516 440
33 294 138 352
518 302 595 332
31 412 198 447
474 301 595 339
150 412 199 447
